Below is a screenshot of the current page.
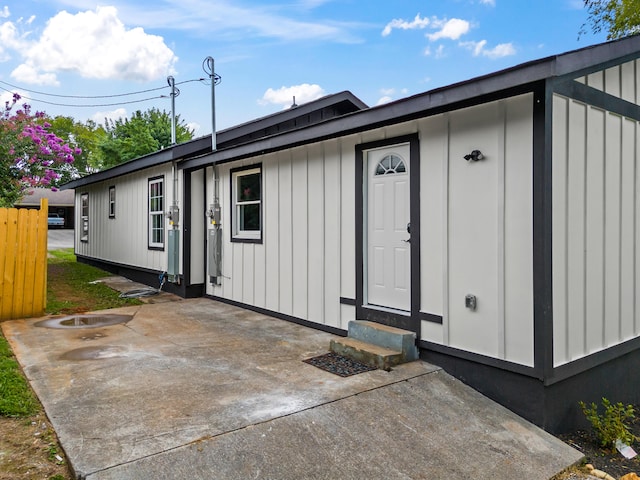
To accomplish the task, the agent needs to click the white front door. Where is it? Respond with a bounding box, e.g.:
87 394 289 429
366 144 411 311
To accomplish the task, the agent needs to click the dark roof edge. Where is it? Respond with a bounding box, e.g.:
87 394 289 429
62 91 367 190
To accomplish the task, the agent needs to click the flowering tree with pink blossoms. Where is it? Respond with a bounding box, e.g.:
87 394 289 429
0 93 81 207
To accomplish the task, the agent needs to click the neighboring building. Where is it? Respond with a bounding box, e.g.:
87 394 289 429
63 36 640 433
16 188 75 228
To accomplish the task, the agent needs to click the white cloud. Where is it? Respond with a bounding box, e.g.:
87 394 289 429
460 40 516 58
92 108 128 126
375 87 409 105
0 6 9 18
382 13 430 37
11 63 60 86
426 18 470 41
10 6 177 85
259 83 326 109
424 44 446 58
480 0 496 6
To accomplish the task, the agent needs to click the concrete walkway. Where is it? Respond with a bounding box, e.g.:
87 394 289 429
2 296 582 479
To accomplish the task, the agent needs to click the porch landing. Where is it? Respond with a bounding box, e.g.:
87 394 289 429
2 284 582 479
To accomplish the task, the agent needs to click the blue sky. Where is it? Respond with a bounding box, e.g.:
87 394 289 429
0 0 608 137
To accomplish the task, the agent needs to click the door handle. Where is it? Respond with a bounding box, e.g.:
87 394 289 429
402 238 411 243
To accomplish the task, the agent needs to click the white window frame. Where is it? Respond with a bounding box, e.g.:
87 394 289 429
231 166 262 242
148 177 164 249
108 186 116 218
80 193 89 242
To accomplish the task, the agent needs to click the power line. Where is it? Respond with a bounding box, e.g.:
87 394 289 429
0 78 207 108
0 84 163 107
0 79 167 98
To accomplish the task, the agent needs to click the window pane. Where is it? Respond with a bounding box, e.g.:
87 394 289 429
237 173 261 202
239 204 260 231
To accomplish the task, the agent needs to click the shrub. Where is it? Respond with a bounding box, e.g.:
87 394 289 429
579 397 636 451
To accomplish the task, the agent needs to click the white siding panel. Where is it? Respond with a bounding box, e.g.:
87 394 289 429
292 147 309 319
566 102 588 362
307 143 325 324
190 169 205 284
264 155 280 312
552 95 569 365
604 113 622 347
340 136 357 304
621 61 636 103
448 102 501 358
585 107 606 354
553 93 640 365
621 118 637 341
503 95 534 366
278 151 294 316
75 164 172 273
242 243 255 304
421 320 444 344
324 140 341 329
419 115 446 317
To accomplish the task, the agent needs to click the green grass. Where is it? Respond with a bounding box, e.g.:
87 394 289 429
46 248 142 314
0 334 37 417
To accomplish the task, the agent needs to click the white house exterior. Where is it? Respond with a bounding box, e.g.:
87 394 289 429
64 36 640 433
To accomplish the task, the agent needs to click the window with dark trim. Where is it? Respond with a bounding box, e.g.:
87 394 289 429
108 186 116 218
231 166 262 242
148 177 164 249
80 193 89 242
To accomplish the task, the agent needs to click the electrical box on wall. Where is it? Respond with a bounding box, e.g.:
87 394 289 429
168 205 180 226
208 228 222 284
168 229 180 283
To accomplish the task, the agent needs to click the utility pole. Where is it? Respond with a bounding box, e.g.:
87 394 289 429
167 75 177 145
203 57 221 151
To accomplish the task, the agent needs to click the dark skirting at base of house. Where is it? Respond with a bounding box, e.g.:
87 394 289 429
421 345 640 434
76 255 203 299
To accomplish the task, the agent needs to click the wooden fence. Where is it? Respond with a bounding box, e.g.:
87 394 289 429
0 198 48 320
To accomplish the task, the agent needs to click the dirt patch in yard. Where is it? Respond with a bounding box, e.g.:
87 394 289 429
0 411 72 480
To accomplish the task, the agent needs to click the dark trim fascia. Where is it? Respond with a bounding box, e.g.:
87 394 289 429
553 78 640 122
183 83 543 172
552 44 640 84
355 133 420 336
339 297 356 306
207 295 347 338
532 81 553 381
419 339 539 378
420 312 443 325
546 335 640 386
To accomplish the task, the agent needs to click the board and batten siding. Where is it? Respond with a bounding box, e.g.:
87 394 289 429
420 93 535 367
552 94 640 367
576 59 640 103
74 164 177 273
206 138 358 330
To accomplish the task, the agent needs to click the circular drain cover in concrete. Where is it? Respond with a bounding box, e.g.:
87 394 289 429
61 345 128 361
35 314 132 329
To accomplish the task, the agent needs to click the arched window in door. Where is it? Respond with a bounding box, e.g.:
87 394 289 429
374 154 406 175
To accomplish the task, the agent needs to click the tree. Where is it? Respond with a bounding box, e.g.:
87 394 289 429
0 94 81 207
581 0 640 39
97 108 194 170
47 116 107 181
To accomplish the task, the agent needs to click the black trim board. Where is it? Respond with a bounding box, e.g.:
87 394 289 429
554 78 640 122
532 83 552 381
75 255 203 298
207 295 347 338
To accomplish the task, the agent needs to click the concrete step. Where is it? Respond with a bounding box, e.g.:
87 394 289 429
329 337 403 371
348 320 418 362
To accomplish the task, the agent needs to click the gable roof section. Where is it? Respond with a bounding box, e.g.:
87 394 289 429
62 91 367 190
64 35 640 189
180 35 640 171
